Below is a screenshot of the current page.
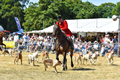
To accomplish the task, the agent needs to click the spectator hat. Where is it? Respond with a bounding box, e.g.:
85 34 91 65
105 34 109 36
88 41 91 43
94 41 98 43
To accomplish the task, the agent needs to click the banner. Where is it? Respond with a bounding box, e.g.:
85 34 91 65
3 41 15 48
14 17 21 30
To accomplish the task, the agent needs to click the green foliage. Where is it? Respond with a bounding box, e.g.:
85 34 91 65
97 3 116 18
0 0 29 32
0 0 118 32
112 2 120 16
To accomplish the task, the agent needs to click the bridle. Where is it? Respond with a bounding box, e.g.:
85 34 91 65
53 24 61 37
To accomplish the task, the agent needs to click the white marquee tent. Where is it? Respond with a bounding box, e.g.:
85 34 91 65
0 26 4 31
27 18 119 33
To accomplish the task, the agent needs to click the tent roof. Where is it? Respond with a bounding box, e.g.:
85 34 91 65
0 26 4 31
27 18 119 33
13 29 23 34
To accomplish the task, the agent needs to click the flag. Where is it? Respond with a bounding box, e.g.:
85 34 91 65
14 17 21 30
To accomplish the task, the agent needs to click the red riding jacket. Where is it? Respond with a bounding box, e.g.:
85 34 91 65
56 20 73 37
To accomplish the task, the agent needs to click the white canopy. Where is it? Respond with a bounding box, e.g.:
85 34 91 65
0 26 4 31
27 18 119 33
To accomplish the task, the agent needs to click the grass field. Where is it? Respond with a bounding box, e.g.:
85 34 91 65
0 51 120 80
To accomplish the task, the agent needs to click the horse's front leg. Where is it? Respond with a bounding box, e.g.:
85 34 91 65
56 52 59 61
63 52 67 71
2 43 6 49
65 59 67 70
70 51 74 67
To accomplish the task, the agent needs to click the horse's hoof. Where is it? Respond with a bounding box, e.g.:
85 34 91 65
62 68 65 71
71 64 74 67
65 68 67 70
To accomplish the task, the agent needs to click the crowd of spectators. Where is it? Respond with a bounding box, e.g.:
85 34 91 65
3 33 119 57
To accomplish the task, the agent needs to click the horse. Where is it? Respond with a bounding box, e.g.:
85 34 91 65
52 23 74 71
0 31 6 50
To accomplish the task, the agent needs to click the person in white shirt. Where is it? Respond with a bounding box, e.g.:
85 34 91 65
104 34 110 44
93 41 99 50
39 34 44 46
7 34 13 41
2 37 6 41
44 37 48 50
22 33 28 47
73 41 80 53
82 48 88 55
37 39 41 51
46 39 52 53
100 44 105 55
14 33 19 49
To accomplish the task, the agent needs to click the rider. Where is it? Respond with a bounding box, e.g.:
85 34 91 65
55 15 74 50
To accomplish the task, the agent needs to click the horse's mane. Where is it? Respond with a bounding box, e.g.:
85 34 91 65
0 31 4 38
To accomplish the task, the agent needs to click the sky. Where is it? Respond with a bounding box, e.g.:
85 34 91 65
29 0 120 6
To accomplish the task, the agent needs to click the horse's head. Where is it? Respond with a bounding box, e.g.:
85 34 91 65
53 23 61 37
0 31 6 38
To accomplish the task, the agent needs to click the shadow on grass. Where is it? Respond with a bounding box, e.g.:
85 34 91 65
34 65 40 67
51 71 63 73
24 64 29 66
71 67 96 71
92 63 101 66
111 64 118 66
24 64 40 67
37 62 42 64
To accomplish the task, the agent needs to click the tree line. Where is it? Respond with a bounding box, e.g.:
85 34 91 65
0 0 120 32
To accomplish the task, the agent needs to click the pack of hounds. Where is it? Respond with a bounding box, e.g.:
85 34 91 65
0 49 62 73
73 50 114 65
0 48 114 73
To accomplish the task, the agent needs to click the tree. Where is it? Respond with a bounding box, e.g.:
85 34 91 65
23 0 77 31
23 2 40 31
75 1 97 19
112 2 120 16
0 0 29 32
23 0 118 31
97 3 116 18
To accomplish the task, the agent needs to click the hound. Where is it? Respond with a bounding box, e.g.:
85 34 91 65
91 51 99 64
73 52 82 65
1 49 13 57
82 52 93 65
28 51 39 66
14 51 22 65
42 51 49 60
43 59 62 73
106 50 114 65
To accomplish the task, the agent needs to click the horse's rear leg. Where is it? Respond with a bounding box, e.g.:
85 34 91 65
70 51 74 67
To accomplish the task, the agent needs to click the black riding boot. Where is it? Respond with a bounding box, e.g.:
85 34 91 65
70 41 74 50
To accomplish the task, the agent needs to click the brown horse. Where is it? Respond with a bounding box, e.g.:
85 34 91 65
0 31 6 50
52 23 74 71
